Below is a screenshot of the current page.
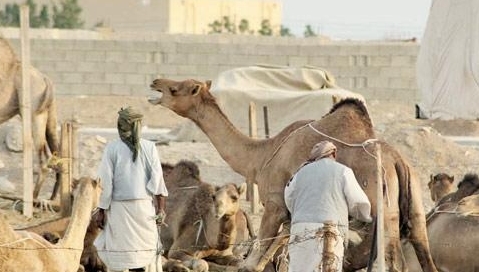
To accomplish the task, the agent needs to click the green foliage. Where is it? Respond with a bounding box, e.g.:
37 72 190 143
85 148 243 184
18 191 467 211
208 16 236 34
257 19 272 36
27 0 49 28
208 19 223 34
52 0 84 29
280 25 293 37
304 24 317 37
0 1 48 28
0 3 20 27
0 0 85 29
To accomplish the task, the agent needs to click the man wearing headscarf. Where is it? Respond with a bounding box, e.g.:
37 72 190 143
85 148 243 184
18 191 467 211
93 107 168 272
284 140 372 272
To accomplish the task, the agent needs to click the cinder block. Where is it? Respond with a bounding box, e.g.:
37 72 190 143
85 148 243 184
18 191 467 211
105 73 125 84
62 73 83 84
85 51 106 62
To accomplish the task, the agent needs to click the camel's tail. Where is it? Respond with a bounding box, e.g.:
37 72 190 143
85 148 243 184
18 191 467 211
393 144 437 271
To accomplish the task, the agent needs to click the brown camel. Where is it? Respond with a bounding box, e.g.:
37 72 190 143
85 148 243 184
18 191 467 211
428 173 455 204
405 193 479 272
429 173 479 214
0 176 100 272
0 36 60 200
162 160 248 271
148 78 437 272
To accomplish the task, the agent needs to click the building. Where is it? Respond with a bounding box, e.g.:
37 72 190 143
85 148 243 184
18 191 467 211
7 0 282 35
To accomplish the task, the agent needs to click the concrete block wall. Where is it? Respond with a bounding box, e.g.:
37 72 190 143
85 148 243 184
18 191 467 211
3 28 420 103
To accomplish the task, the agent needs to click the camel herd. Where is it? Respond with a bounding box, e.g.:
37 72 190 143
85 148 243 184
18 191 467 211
2 33 479 271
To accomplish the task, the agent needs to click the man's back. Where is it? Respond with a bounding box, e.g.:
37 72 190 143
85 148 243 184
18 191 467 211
286 158 350 232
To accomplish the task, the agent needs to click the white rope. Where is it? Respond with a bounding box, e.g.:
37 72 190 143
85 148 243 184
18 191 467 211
194 219 204 246
0 232 49 249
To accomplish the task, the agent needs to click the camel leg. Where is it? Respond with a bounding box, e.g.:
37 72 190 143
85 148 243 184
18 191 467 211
384 211 403 272
240 193 288 272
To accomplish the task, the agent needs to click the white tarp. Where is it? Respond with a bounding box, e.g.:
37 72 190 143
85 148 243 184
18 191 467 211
416 0 479 120
166 65 365 142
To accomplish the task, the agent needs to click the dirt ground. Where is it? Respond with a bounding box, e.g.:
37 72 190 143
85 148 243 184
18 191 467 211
1 94 479 247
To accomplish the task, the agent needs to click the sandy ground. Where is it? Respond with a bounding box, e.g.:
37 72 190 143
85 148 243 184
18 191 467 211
1 95 479 268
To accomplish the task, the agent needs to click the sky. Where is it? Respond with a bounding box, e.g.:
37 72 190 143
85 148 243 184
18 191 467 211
280 0 433 40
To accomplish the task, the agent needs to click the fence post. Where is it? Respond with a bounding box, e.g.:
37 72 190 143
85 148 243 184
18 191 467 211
60 122 73 216
321 221 339 272
247 102 260 214
20 5 33 218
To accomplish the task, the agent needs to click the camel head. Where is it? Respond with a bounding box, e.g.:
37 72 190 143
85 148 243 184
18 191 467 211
72 177 101 210
149 78 213 117
213 183 246 219
428 173 454 202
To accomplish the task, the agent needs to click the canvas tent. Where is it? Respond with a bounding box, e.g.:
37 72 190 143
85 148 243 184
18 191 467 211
164 65 365 142
416 0 479 120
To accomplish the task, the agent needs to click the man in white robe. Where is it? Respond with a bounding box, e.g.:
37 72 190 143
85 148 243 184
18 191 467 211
93 107 168 272
284 140 372 272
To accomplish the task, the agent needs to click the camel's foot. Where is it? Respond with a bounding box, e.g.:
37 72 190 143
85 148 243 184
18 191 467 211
37 198 57 213
205 254 242 266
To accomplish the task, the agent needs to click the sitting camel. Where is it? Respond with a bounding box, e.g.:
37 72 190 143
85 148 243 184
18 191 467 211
428 173 479 216
0 177 100 272
404 173 479 271
427 173 455 205
148 78 437 272
162 160 249 271
0 36 60 200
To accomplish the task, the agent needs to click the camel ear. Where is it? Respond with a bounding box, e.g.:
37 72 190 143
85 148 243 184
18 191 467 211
191 84 201 96
430 174 433 182
205 80 212 89
237 183 247 196
450 176 454 183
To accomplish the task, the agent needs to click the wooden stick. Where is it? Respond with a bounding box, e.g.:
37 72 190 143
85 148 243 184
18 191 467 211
20 5 33 218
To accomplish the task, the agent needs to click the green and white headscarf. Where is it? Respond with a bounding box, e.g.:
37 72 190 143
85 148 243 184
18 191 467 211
117 107 143 162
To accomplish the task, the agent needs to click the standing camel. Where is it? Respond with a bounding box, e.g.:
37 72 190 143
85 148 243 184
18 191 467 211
148 78 437 272
0 177 101 272
0 36 60 200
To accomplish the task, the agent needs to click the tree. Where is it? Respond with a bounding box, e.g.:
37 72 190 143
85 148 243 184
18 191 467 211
222 16 235 34
0 1 49 28
238 19 250 34
258 19 272 36
0 3 19 27
27 0 49 28
304 24 317 37
280 25 293 37
208 19 222 34
52 0 84 29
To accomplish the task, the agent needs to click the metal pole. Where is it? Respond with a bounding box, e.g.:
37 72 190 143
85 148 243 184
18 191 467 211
20 5 33 218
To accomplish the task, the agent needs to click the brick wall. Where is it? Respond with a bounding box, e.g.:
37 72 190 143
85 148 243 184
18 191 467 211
2 28 420 103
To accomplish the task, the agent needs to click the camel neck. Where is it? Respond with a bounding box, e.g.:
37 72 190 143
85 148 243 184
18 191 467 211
190 102 273 177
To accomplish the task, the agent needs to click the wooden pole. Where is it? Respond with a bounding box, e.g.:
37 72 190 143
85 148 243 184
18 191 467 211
321 221 339 272
247 102 260 214
263 106 270 139
60 122 72 216
375 143 385 270
20 5 33 218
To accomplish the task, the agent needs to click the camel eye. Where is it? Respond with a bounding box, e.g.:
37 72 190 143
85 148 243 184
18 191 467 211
212 195 216 201
169 87 178 95
231 195 238 202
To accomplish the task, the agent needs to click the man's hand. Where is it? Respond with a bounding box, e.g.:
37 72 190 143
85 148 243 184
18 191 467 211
155 209 167 227
92 208 106 229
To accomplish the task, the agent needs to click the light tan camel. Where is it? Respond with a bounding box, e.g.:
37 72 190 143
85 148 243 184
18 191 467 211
162 161 248 271
0 36 60 200
148 78 437 272
0 177 100 272
427 173 455 204
404 193 479 272
405 173 479 271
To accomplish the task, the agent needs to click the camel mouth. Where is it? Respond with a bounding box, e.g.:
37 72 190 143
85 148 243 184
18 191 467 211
148 95 162 105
